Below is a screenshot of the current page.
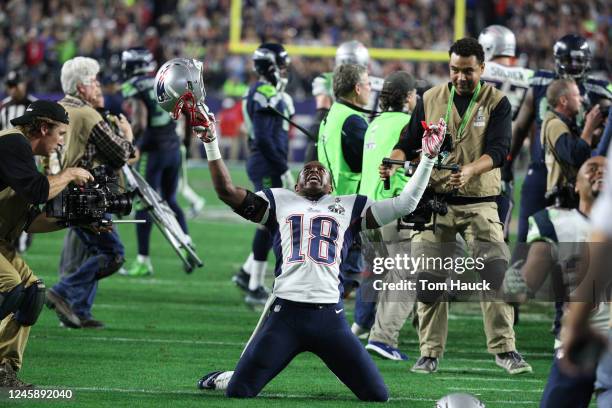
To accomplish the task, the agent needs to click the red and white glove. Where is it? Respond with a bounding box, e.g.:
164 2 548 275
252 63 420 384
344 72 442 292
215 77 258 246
421 118 447 158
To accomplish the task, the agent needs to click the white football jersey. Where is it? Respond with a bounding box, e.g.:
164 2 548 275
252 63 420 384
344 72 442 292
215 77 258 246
257 188 372 303
481 61 534 118
527 207 590 293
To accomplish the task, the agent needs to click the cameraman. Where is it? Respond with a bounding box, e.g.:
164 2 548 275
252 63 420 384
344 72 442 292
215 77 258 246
0 100 92 387
386 38 530 375
542 78 598 207
46 57 134 329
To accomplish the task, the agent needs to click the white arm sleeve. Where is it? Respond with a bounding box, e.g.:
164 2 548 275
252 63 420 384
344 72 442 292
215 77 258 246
366 156 435 228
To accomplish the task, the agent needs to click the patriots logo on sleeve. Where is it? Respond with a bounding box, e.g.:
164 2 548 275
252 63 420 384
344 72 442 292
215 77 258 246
328 198 345 215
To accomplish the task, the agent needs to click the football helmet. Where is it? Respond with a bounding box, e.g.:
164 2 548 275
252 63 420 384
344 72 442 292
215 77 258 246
436 393 485 408
252 43 290 90
154 58 213 131
478 25 516 61
335 40 369 67
121 47 157 79
553 34 591 80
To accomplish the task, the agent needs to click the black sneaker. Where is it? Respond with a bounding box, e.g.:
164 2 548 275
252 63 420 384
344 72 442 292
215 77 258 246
411 356 438 374
80 318 105 329
46 289 82 328
245 286 269 306
232 268 250 292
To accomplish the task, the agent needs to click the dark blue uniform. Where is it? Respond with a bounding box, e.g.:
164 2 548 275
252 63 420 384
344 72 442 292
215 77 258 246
242 81 291 262
517 71 611 242
122 75 188 256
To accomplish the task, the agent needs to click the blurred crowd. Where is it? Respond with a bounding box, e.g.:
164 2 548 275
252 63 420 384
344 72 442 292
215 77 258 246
0 0 609 98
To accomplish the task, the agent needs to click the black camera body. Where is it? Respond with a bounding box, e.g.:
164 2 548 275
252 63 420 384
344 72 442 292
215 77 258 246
545 184 579 209
46 166 133 226
398 189 448 231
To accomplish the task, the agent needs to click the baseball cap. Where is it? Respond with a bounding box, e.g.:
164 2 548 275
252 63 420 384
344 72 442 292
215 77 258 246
5 70 24 87
382 71 416 95
10 100 70 126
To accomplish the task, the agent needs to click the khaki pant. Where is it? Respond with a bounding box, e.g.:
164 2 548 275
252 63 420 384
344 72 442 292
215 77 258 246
368 222 416 348
411 202 514 357
0 242 38 371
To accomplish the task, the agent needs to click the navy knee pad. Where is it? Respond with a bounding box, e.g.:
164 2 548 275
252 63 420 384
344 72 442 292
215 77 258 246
416 273 447 304
479 259 508 290
14 280 45 326
0 284 25 320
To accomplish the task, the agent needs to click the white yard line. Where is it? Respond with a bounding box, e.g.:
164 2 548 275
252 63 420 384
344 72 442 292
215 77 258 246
38 386 538 404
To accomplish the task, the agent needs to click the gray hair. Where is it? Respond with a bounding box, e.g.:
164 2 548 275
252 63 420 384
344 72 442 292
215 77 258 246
546 78 576 108
333 64 366 99
60 57 100 96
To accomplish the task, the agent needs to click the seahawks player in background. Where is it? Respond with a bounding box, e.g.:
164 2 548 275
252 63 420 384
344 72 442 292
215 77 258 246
232 43 295 306
121 48 191 276
479 25 534 242
501 156 609 408
507 34 610 245
305 40 384 162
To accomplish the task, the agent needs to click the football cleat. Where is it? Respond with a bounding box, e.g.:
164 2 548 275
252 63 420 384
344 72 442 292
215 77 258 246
197 371 223 390
232 269 250 293
495 351 533 375
197 370 233 391
366 341 409 361
245 286 269 306
124 259 153 277
411 356 438 374
350 323 369 339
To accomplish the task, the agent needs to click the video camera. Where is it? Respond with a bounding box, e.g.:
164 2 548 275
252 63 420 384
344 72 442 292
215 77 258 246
381 158 459 232
545 183 579 209
45 165 133 226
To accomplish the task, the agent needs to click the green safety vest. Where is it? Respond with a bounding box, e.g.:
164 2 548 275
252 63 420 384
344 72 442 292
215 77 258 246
318 102 365 195
359 111 411 200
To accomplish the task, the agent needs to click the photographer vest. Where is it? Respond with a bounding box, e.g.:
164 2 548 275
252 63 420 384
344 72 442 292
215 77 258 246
540 110 576 194
360 111 411 200
318 102 366 195
423 82 503 197
0 130 35 245
60 96 105 169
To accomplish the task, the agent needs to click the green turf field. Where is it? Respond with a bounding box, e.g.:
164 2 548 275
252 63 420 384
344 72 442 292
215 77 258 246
12 165 567 407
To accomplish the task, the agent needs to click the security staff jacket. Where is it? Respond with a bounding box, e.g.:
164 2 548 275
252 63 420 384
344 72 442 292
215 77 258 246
318 100 368 195
360 111 411 200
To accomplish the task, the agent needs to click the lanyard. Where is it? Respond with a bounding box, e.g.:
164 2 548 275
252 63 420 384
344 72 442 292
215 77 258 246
444 81 482 141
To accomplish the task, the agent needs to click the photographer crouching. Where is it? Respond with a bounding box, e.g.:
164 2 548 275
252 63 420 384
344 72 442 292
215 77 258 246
46 57 134 329
0 100 93 387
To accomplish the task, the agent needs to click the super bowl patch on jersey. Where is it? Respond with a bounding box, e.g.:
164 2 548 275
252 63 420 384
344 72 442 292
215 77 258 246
328 198 346 215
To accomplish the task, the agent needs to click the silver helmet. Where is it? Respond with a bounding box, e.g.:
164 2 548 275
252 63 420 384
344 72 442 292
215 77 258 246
155 58 213 129
436 393 485 408
478 25 516 61
335 40 370 67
